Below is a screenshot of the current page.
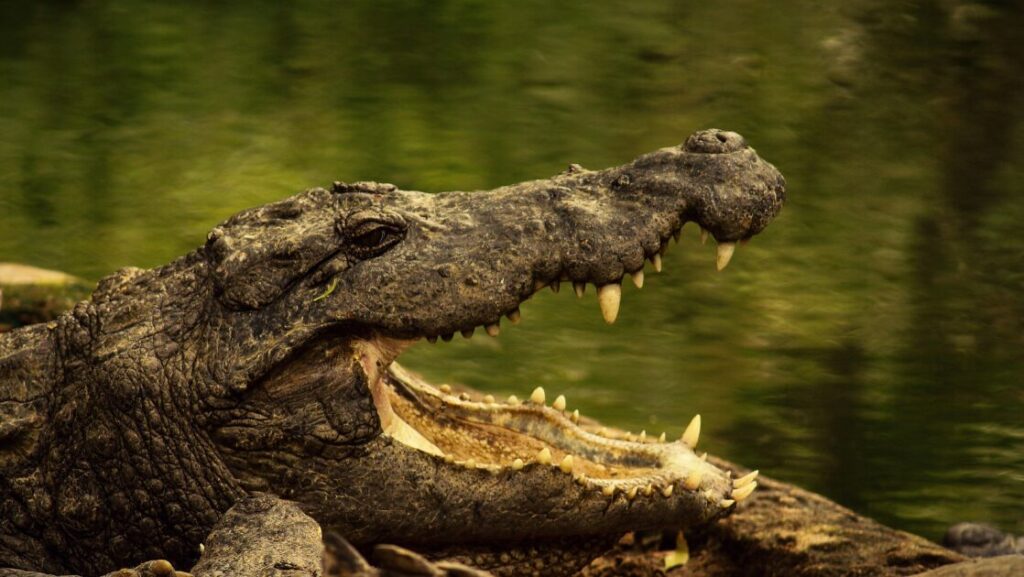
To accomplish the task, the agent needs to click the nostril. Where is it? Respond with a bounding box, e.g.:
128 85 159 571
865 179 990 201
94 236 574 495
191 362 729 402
683 129 747 154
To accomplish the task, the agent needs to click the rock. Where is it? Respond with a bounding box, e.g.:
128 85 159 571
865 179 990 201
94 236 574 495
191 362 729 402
0 263 91 331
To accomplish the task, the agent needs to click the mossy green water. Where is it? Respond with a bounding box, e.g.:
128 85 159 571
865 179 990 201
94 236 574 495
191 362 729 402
1 0 1021 540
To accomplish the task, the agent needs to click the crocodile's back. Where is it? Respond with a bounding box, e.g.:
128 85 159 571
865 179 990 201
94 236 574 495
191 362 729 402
0 323 56 473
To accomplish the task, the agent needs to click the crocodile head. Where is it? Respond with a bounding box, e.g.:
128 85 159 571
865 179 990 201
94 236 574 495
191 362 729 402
193 129 783 574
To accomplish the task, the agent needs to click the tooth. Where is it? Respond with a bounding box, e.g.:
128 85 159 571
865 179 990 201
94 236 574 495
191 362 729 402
512 458 524 471
483 394 495 404
550 281 560 294
734 470 759 488
658 432 666 443
444 455 455 463
661 484 674 498
631 270 644 289
574 474 587 486
602 485 616 496
559 455 574 473
673 229 681 243
720 499 735 508
552 395 567 411
627 486 639 500
716 242 737 271
571 409 580 423
684 469 703 490
507 309 521 324
682 414 701 449
534 280 547 292
700 228 709 245
439 384 452 394
731 481 757 502
485 323 500 337
700 452 708 462
597 284 621 323
507 395 520 405
652 253 663 273
465 459 476 468
441 333 454 342
639 430 647 441
530 386 546 405
458 393 470 401
461 328 475 339
537 447 552 465
573 282 586 298
427 335 438 343
642 484 653 496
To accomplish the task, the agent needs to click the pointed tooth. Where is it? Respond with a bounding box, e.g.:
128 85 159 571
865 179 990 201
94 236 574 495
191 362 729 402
483 394 495 404
684 469 703 490
716 242 737 271
700 452 708 462
652 253 663 273
550 281 560 294
552 394 567 411
700 228 709 245
458 392 470 401
559 455 574 473
661 484 674 498
627 486 639 500
536 447 552 465
720 499 735 508
573 282 586 298
461 328 475 339
631 269 644 289
507 395 520 405
571 409 580 423
485 323 500 337
506 309 521 325
443 454 455 463
574 474 587 486
682 414 701 449
731 481 757 502
597 284 621 324
441 333 454 342
530 386 546 405
464 459 476 468
427 335 438 343
439 384 452 394
642 484 653 496
734 470 759 489
639 430 647 441
512 458 524 471
673 229 681 243
602 485 616 497
658 432 667 443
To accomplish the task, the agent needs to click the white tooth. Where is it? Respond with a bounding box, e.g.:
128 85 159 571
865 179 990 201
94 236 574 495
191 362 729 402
458 393 470 401
684 469 703 490
602 485 616 497
465 459 476 468
642 484 653 496
661 484 674 498
550 281 560 294
682 414 701 449
720 499 736 508
536 447 552 465
530 386 546 405
439 384 452 394
571 409 580 423
597 284 621 324
574 474 587 486
627 486 639 500
444 454 454 463
700 452 708 462
559 455 574 473
734 470 759 488
461 328 475 339
652 253 663 273
485 323 500 337
700 227 709 245
731 481 757 502
631 270 644 289
507 309 521 324
659 432 667 443
507 395 520 405
552 395 567 411
639 430 647 441
573 282 586 298
512 458 524 471
483 394 495 404
716 242 737 271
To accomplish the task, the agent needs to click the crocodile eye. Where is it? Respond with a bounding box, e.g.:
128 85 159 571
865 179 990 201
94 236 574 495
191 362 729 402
348 222 403 258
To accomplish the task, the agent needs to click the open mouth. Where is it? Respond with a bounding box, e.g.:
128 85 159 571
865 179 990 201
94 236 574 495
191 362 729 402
354 236 758 508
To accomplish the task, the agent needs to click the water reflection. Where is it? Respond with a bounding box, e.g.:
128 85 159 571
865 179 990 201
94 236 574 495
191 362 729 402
0 0 1021 539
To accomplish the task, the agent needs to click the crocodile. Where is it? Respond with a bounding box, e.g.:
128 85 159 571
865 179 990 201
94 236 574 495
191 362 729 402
0 129 785 577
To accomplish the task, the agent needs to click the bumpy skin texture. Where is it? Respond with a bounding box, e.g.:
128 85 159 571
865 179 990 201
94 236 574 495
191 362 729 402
0 130 785 577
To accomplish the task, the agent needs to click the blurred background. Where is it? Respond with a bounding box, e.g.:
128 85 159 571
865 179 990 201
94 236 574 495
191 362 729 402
1 0 1021 541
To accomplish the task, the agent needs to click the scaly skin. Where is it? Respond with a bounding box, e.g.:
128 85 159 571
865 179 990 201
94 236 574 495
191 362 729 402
0 129 784 577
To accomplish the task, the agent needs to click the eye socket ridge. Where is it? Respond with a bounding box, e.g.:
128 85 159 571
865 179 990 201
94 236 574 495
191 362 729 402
346 220 404 257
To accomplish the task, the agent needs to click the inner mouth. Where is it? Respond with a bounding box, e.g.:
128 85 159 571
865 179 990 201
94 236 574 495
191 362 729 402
348 233 758 504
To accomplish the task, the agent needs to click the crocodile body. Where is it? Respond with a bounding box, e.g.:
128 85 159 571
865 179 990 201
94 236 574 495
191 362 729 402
0 130 785 577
